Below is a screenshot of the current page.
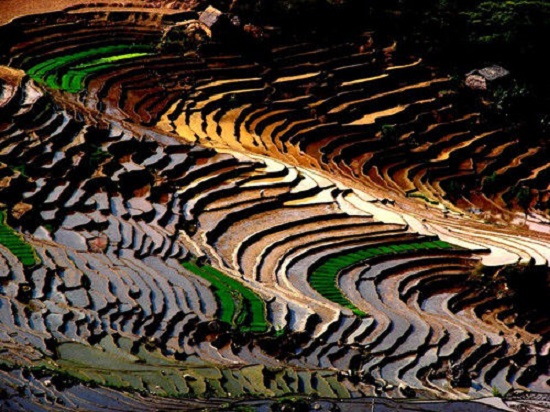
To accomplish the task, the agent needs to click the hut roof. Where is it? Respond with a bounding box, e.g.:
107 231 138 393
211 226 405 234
199 5 222 28
468 65 509 81
478 65 509 81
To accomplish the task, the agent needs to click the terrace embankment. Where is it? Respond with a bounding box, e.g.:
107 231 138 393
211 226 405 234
0 4 548 407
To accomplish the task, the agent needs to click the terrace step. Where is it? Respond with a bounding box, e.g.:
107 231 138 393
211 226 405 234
0 13 548 401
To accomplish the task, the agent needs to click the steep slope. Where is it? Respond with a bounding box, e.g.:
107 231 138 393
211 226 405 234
0 5 548 407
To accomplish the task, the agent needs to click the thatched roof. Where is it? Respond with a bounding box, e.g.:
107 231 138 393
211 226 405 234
467 65 509 82
478 65 509 81
199 5 222 28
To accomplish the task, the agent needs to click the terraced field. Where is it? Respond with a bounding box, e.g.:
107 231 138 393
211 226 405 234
182 261 270 332
0 210 38 267
28 44 154 93
309 240 455 317
0 2 548 410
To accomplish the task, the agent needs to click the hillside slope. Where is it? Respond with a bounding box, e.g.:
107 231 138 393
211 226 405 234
0 4 548 410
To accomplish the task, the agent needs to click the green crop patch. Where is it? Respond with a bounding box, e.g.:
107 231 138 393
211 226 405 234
182 261 270 333
27 44 153 93
0 210 39 267
40 336 351 399
309 239 456 317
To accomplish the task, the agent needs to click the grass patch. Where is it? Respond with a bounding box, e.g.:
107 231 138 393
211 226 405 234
38 337 349 399
0 210 38 267
27 44 153 93
406 192 440 205
310 240 454 317
182 261 270 333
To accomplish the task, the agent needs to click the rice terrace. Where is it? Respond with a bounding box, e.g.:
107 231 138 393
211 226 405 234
0 0 549 410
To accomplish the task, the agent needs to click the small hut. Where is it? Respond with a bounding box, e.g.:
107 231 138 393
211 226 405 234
199 6 225 38
465 65 509 90
476 65 510 81
465 74 487 91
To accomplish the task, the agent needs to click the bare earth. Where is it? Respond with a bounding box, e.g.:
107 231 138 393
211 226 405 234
0 0 83 24
0 0 181 25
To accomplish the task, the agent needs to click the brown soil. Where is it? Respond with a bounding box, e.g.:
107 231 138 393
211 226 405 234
0 0 190 25
0 0 87 25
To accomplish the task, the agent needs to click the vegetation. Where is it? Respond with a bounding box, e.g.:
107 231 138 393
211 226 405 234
415 0 549 134
8 336 351 400
310 240 453 317
183 0 549 215
514 186 532 211
159 24 209 53
482 172 499 194
182 261 270 333
0 210 38 267
88 145 112 169
380 124 400 144
272 396 310 412
407 192 439 205
501 185 533 211
0 1 547 404
27 45 153 93
10 164 27 178
445 180 464 201
465 1 550 66
221 0 550 143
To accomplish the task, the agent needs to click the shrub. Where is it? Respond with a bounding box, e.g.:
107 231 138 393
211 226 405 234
514 186 531 211
492 386 503 397
482 172 498 194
